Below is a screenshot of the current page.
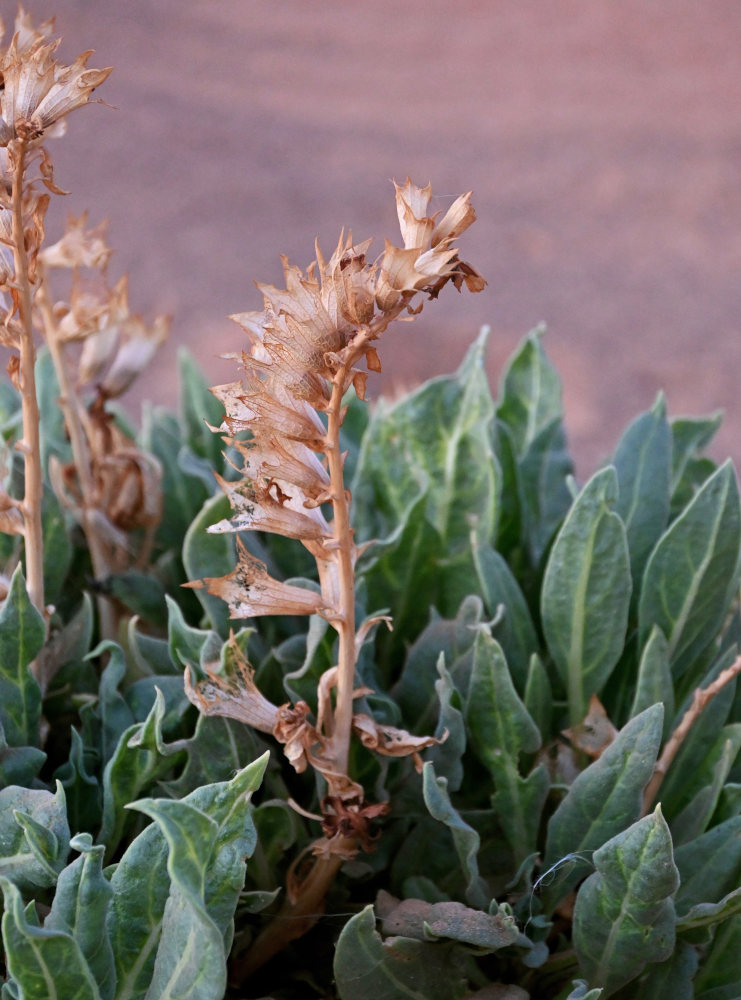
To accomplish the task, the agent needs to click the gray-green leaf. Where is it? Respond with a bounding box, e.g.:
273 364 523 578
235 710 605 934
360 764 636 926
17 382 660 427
638 460 741 676
572 807 678 997
541 466 632 725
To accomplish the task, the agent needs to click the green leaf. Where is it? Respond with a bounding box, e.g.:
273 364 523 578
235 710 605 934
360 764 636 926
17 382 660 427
473 544 539 692
98 687 186 858
166 595 222 679
108 755 266 1000
633 941 698 1000
36 348 69 469
541 466 632 725
692 912 741 998
353 330 498 554
178 347 224 467
670 412 722 501
356 491 443 669
630 627 674 740
677 885 741 934
42 485 72 606
89 641 136 768
53 727 101 836
543 705 663 908
465 631 548 861
45 834 115 1000
104 571 167 628
671 730 741 845
497 324 563 455
0 781 70 892
127 797 226 1000
0 565 44 747
0 719 45 790
394 596 484 733
182 492 238 635
161 713 264 799
426 655 466 793
141 405 208 551
674 815 741 916
524 653 553 743
0 877 101 1000
517 416 574 566
638 460 741 676
612 393 671 585
572 807 678 997
334 905 467 1000
422 762 489 909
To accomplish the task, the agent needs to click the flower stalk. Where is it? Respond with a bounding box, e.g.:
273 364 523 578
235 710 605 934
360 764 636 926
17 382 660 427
187 179 484 975
9 137 44 620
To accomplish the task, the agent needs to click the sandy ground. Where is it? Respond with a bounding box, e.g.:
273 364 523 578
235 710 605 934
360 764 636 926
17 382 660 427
13 0 741 475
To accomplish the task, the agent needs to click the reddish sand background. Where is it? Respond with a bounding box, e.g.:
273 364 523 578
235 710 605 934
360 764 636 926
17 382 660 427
15 0 741 475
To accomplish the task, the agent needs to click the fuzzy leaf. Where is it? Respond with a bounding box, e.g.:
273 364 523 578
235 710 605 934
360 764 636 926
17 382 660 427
1 877 101 1000
45 834 115 1000
353 329 498 554
473 544 539 692
674 815 741 916
543 705 663 908
497 325 562 455
354 491 442 667
98 687 186 858
394 596 484 732
0 720 45 789
334 905 467 1000
108 755 266 1000
128 798 225 1000
633 941 698 1000
422 762 489 909
541 466 632 725
0 566 45 747
572 807 678 997
465 631 548 861
692 914 741 999
523 653 552 743
53 727 101 836
630 627 674 740
670 412 722 501
178 347 225 467
42 485 72 606
0 781 70 892
612 393 671 586
638 460 741 675
182 493 238 635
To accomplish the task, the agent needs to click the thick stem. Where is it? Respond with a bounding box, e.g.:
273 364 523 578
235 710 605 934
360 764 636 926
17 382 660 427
11 141 45 624
229 853 344 984
37 276 117 640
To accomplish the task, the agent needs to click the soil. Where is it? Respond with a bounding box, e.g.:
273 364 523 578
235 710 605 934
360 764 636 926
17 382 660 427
17 0 741 475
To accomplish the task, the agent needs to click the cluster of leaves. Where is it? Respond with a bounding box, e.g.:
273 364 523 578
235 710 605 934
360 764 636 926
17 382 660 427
1 324 741 999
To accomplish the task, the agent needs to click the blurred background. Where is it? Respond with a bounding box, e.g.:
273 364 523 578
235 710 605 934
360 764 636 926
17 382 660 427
16 0 741 474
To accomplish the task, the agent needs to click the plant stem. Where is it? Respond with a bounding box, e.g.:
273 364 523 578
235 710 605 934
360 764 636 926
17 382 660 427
11 140 45 625
325 375 356 774
230 851 346 984
36 275 117 640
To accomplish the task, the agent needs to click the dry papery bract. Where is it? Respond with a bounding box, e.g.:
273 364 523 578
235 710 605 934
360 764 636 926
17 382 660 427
186 178 484 972
0 8 165 644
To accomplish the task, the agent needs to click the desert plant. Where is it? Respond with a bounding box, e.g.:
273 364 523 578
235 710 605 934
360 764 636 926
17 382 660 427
1 9 741 1000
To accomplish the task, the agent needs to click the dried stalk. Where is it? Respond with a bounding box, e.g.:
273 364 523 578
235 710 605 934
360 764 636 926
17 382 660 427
10 138 45 624
36 273 117 640
187 180 484 979
642 652 741 815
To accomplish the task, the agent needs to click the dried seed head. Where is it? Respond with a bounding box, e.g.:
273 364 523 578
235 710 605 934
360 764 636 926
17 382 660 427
0 31 112 145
